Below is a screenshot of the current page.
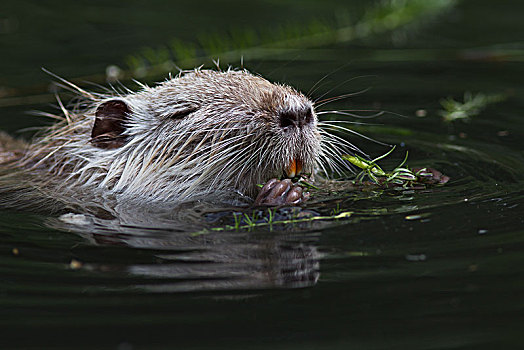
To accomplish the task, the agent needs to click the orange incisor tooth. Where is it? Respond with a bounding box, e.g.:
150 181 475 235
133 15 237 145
296 159 302 175
287 159 302 178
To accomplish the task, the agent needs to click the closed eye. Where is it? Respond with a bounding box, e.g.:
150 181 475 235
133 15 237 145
167 106 198 119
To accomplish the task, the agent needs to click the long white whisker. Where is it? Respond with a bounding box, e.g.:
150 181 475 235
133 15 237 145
317 110 385 119
307 63 353 97
315 89 371 109
319 123 389 148
313 75 376 103
318 129 367 156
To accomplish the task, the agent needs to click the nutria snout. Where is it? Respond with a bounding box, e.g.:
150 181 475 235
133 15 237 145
7 69 329 206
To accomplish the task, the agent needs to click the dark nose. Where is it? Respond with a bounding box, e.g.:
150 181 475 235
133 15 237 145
279 108 314 131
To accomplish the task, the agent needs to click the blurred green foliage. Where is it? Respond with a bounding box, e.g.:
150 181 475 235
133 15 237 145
125 0 457 78
439 91 508 122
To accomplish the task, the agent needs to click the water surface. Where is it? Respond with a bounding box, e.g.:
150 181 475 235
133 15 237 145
1 0 523 349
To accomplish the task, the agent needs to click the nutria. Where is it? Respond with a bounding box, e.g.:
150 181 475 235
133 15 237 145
0 68 354 209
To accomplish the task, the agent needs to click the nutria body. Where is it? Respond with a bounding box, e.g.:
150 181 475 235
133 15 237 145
0 69 351 208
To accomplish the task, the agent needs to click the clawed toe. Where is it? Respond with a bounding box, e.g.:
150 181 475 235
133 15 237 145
254 178 309 206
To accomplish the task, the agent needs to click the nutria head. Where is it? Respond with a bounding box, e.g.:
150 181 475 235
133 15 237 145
24 69 324 202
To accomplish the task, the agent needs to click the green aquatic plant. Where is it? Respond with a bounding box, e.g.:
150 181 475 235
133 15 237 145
343 147 396 184
297 179 319 191
439 91 507 123
242 211 260 230
330 203 342 216
342 146 446 188
193 210 353 235
265 208 275 227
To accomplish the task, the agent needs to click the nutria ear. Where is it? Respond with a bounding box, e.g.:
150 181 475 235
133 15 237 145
91 100 130 149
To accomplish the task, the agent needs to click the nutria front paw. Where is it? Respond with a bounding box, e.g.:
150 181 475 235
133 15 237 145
254 178 309 206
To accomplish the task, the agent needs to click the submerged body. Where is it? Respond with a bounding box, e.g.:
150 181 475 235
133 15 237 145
1 69 345 208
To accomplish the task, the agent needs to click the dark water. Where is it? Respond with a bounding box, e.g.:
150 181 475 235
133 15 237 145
1 0 524 349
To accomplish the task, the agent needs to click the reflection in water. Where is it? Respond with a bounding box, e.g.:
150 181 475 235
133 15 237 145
127 239 320 292
50 203 321 293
